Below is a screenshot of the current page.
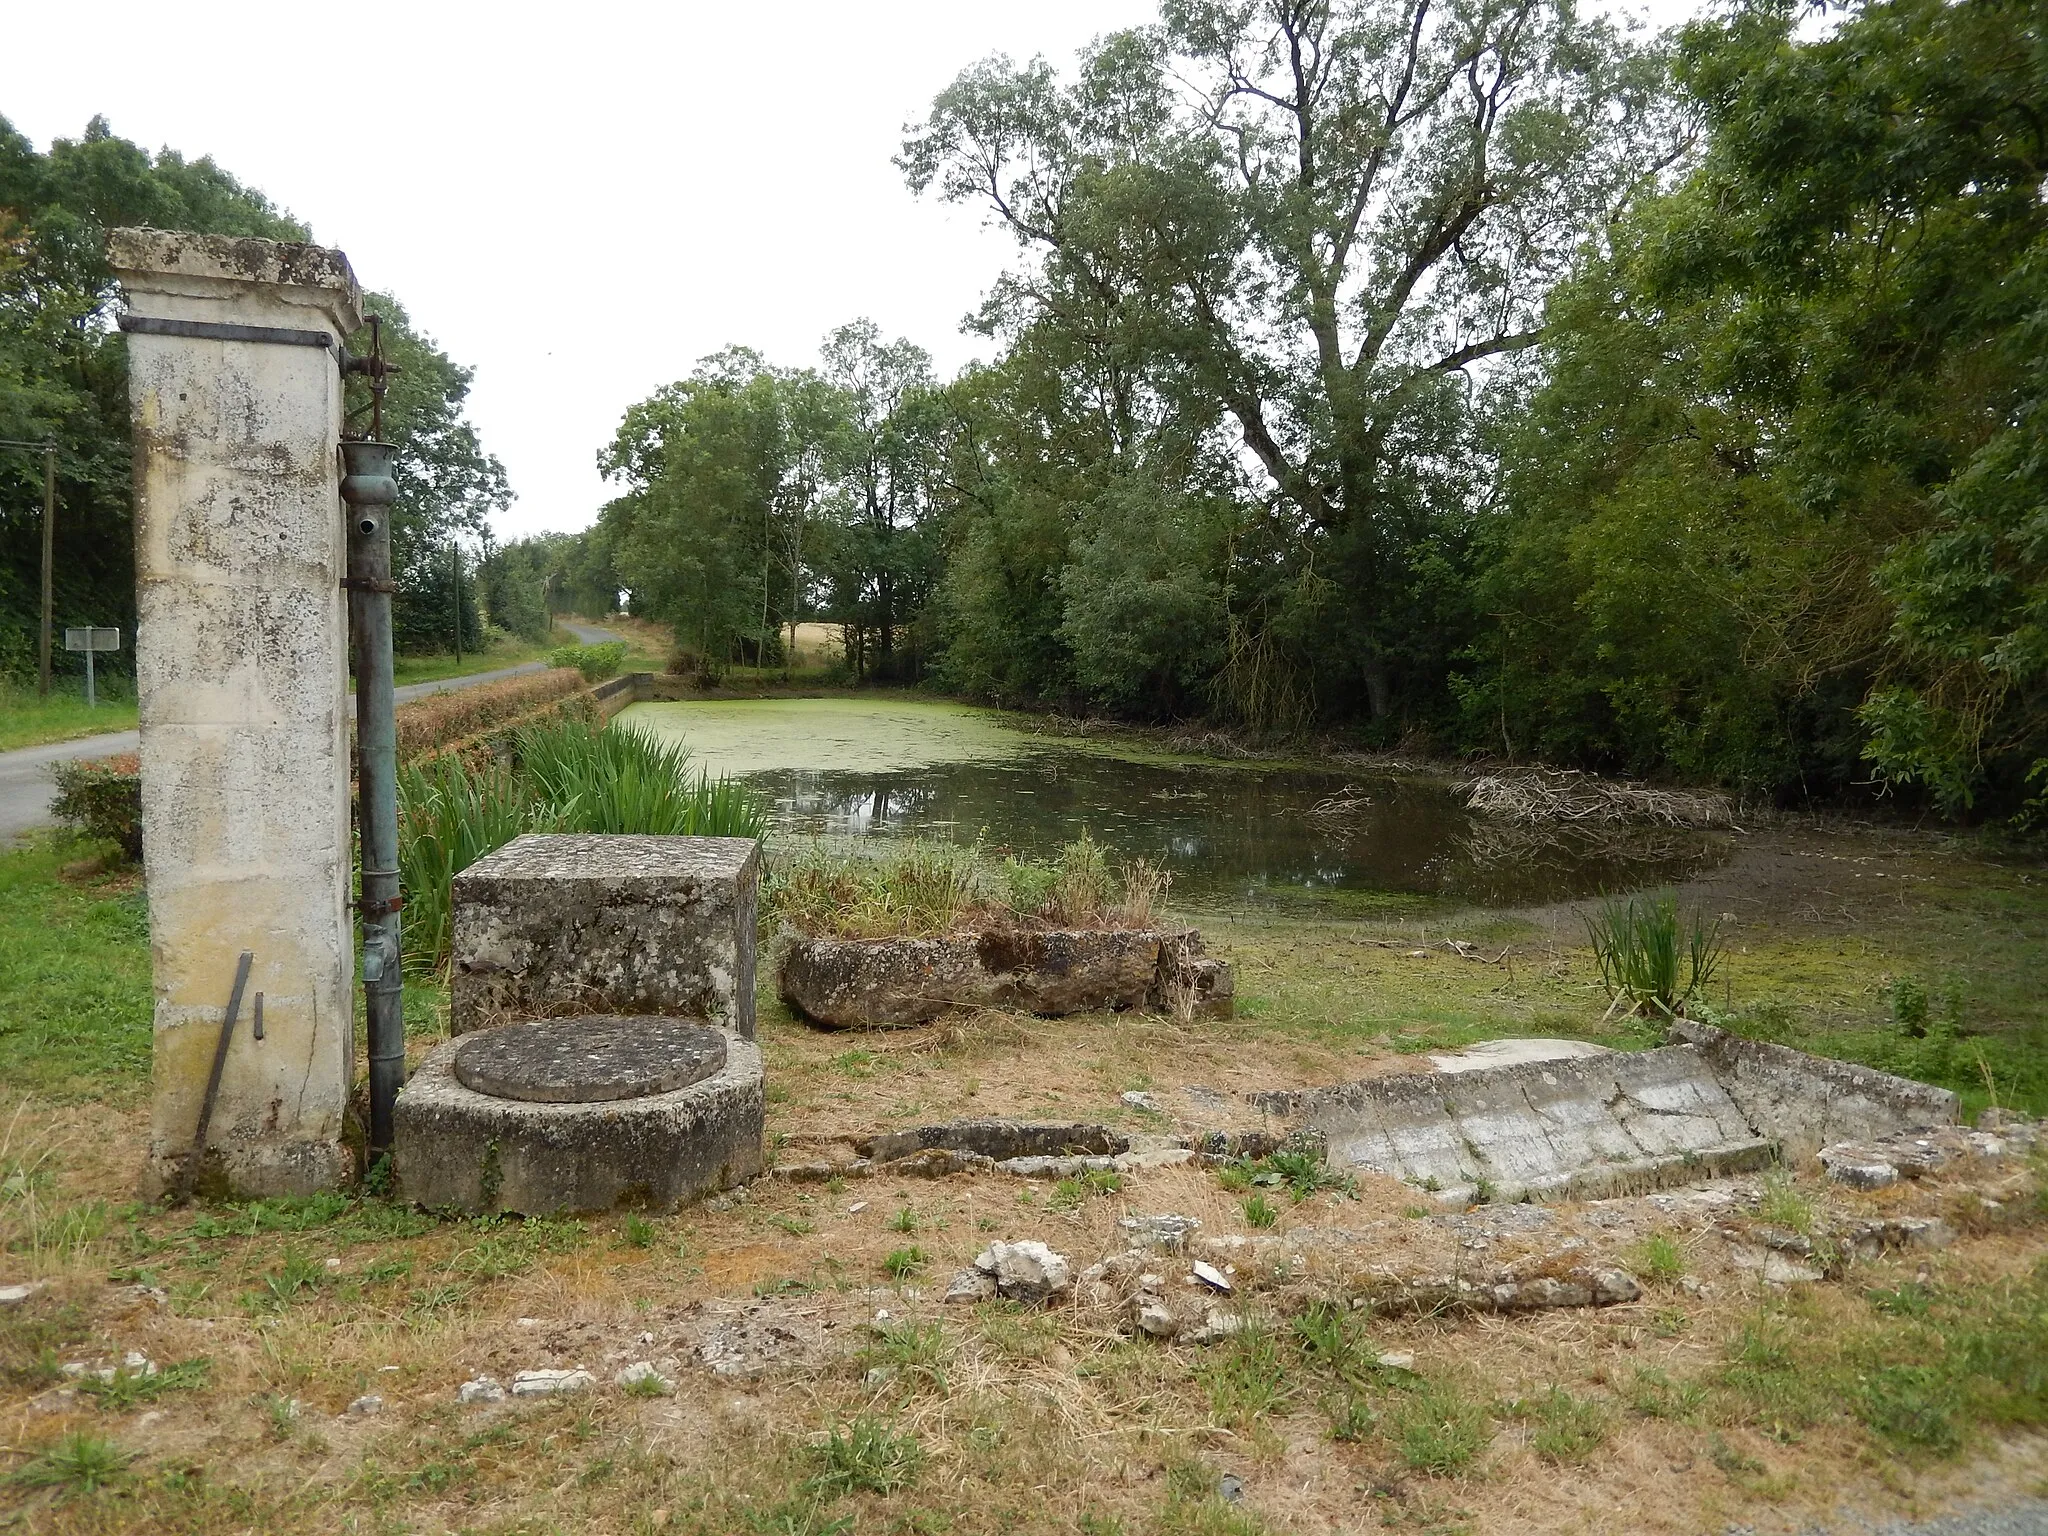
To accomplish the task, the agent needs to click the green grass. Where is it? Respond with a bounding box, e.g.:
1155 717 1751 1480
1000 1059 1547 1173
0 679 136 753
0 841 151 1097
806 1415 923 1497
388 630 564 689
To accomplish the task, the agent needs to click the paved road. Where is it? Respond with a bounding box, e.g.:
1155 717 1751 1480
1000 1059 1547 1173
558 619 625 645
0 658 557 844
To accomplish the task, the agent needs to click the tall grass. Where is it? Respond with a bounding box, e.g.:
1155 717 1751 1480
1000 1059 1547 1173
1585 891 1723 1018
396 755 532 973
768 832 1173 940
395 718 765 973
512 718 765 837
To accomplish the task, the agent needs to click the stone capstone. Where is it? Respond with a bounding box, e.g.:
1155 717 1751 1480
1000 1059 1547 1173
452 1016 728 1104
393 1027 764 1216
451 834 760 1039
511 1369 594 1397
776 927 1232 1030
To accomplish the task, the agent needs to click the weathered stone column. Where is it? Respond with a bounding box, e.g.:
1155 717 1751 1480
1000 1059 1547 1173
111 230 361 1199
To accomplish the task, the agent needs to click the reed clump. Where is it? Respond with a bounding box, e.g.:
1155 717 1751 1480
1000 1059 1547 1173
768 831 1172 940
1585 890 1723 1019
396 717 765 973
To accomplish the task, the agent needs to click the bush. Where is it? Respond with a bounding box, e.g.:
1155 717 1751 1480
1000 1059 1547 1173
49 754 142 862
394 668 586 761
546 641 629 682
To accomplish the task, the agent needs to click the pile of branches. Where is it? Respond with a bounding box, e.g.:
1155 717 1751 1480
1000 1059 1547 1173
1464 769 1739 830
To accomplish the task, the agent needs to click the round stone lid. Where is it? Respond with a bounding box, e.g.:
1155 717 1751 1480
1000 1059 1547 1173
453 1016 728 1104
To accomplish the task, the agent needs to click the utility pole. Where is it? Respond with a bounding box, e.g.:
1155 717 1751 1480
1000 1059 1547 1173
1 440 56 697
451 540 462 664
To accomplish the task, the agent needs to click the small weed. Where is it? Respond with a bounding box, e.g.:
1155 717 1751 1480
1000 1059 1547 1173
1083 1168 1125 1196
250 1248 327 1311
1627 1367 1705 1421
883 1246 927 1280
10 1429 131 1494
1329 1393 1377 1442
1293 1301 1371 1380
1511 1385 1610 1462
621 1371 670 1400
808 1415 924 1496
1195 1321 1294 1429
1759 1173 1814 1235
622 1214 657 1249
861 1320 949 1389
1050 1178 1086 1212
76 1356 209 1410
1652 1307 1691 1338
1708 1434 1765 1476
769 1213 816 1237
1242 1194 1279 1229
1865 1282 1938 1318
1629 1234 1686 1285
888 1206 919 1233
830 1050 879 1078
262 1394 300 1439
1854 1363 1962 1453
1393 1382 1491 1475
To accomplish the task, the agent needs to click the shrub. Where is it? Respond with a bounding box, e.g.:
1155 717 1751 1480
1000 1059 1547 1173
1585 891 1723 1018
394 668 585 761
546 641 629 681
49 754 142 861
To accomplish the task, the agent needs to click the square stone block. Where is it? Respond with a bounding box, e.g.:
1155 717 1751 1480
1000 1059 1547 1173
451 834 759 1038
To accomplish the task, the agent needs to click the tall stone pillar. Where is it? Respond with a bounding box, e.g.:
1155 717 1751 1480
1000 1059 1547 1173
111 230 361 1199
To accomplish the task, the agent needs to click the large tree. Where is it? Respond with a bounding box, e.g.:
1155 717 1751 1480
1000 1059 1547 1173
902 0 1673 716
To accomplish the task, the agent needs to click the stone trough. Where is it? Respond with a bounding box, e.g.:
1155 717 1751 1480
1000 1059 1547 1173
394 1015 764 1216
776 926 1232 1029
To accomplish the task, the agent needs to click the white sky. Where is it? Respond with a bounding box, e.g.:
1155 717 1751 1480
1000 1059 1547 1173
5 0 1695 541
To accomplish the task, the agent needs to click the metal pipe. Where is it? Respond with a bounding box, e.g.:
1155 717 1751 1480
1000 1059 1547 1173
341 440 404 1165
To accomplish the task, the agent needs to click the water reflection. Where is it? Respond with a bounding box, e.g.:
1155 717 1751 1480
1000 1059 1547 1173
744 749 1727 908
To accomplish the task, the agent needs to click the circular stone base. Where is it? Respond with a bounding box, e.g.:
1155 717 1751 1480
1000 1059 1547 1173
394 1028 763 1216
454 1016 728 1103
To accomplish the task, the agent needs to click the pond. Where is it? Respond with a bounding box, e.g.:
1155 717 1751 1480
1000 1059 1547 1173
616 698 1730 909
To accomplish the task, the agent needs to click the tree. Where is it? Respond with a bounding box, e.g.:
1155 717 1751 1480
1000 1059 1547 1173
815 320 940 679
902 0 1674 717
347 295 511 654
1474 0 2048 812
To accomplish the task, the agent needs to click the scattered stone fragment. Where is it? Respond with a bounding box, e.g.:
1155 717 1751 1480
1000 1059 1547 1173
973 1240 1072 1304
1120 1214 1201 1252
847 1201 868 1214
1191 1261 1232 1293
1845 1216 1954 1261
1120 1091 1162 1113
1219 1473 1245 1503
615 1361 676 1394
944 1267 998 1305
28 1387 77 1413
511 1368 595 1397
1819 1148 1899 1190
1134 1297 1178 1338
1183 1307 1244 1345
346 1394 384 1416
0 1281 47 1306
1376 1351 1416 1372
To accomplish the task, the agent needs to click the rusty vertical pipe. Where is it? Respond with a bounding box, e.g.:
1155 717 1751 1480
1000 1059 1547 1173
342 441 404 1165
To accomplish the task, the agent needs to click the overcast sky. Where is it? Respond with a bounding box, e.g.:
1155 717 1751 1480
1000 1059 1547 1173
6 0 1689 541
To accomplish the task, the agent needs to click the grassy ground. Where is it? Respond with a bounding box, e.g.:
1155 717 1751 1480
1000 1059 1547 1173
1 819 2044 1532
0 681 137 754
389 629 569 689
